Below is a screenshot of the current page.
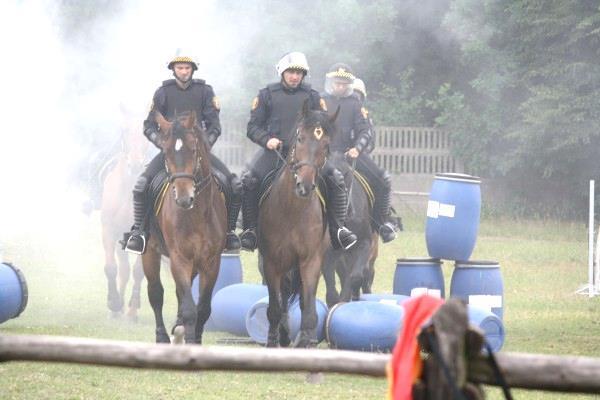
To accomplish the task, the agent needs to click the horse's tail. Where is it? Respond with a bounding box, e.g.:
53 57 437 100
283 264 302 306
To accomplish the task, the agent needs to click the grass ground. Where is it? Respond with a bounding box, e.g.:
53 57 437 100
0 212 599 399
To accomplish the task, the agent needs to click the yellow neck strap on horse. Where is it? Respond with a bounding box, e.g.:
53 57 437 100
154 182 170 216
352 170 375 208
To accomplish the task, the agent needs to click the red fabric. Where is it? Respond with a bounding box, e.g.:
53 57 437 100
387 295 445 400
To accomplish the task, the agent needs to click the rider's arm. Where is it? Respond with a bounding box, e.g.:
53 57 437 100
352 99 372 154
247 89 271 148
143 88 166 148
201 85 221 147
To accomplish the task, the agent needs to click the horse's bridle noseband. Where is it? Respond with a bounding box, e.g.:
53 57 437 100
164 135 211 195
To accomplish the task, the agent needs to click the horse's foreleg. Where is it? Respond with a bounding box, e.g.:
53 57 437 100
278 271 293 348
195 256 219 344
102 230 122 314
294 257 322 348
351 246 371 301
171 256 197 344
126 256 145 322
116 247 130 311
322 250 340 307
143 248 169 343
362 233 378 294
264 257 283 347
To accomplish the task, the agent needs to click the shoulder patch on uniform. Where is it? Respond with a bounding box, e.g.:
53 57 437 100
212 96 220 110
320 98 328 112
251 97 259 111
361 107 369 119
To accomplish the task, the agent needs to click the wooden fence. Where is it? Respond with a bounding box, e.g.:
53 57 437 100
215 122 462 181
1 334 600 394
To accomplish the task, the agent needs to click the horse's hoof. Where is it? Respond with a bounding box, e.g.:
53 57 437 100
109 311 122 319
107 295 124 313
126 310 138 324
156 331 171 344
172 326 185 345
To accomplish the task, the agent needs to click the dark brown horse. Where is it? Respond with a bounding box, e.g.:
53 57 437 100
101 126 148 319
143 111 226 344
322 151 378 306
259 101 338 347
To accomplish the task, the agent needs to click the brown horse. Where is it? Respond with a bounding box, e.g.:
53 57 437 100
259 101 338 348
143 111 226 344
101 126 148 319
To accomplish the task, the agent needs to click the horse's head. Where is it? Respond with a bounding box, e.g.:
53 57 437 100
122 125 148 175
155 111 208 210
290 99 339 198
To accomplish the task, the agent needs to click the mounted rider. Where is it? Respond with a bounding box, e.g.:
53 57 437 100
123 52 242 254
352 77 375 154
239 52 358 251
321 63 397 243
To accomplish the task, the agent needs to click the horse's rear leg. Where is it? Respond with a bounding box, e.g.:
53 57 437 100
295 257 322 348
171 256 198 344
143 247 170 343
126 256 145 322
194 256 219 344
102 231 123 314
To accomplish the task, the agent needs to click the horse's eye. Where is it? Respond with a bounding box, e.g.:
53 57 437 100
297 135 303 143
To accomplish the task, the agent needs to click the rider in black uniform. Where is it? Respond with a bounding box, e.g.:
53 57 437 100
123 54 242 254
321 63 397 243
239 52 358 252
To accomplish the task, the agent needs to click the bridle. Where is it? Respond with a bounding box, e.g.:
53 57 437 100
280 125 328 181
163 128 212 195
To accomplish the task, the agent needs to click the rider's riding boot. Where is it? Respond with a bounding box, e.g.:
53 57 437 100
123 177 149 254
373 171 397 243
240 175 259 251
225 175 242 251
327 169 357 250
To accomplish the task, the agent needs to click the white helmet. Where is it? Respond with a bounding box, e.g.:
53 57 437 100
353 78 367 99
275 52 309 76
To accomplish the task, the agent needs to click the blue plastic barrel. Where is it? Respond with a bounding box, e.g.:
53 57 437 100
468 305 505 352
326 301 404 352
245 296 328 345
450 260 504 320
210 283 268 336
0 262 28 324
191 253 243 330
393 258 445 298
359 293 410 305
425 173 481 261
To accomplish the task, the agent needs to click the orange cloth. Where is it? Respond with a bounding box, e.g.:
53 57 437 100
387 295 445 400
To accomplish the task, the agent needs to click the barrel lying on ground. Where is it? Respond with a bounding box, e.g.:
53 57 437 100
0 262 28 324
210 283 268 336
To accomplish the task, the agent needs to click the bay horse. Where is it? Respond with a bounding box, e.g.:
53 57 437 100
101 125 148 319
322 152 378 306
143 111 226 344
259 100 338 347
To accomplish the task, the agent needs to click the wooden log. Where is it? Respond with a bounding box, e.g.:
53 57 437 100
1 334 600 394
0 334 388 377
469 352 600 394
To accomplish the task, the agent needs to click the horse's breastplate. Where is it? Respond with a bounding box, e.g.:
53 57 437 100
268 88 310 148
162 84 206 120
323 95 356 151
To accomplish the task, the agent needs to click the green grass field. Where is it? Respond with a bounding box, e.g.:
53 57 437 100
1 213 599 399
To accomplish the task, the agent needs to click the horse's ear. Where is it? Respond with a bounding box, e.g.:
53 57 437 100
185 111 197 129
329 105 341 124
155 111 171 134
302 98 311 118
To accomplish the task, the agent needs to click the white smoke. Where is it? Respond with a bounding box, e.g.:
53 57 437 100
0 0 255 239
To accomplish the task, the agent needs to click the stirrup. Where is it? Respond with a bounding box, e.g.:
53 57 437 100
337 227 357 250
125 232 146 255
379 222 397 243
